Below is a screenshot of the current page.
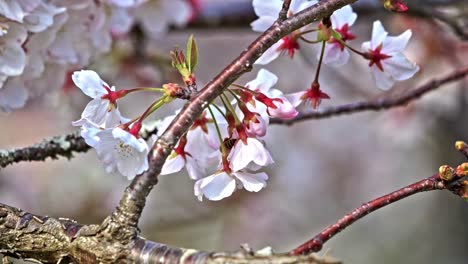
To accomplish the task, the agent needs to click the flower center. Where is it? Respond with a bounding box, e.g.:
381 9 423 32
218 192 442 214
277 34 300 58
115 140 135 158
365 44 392 72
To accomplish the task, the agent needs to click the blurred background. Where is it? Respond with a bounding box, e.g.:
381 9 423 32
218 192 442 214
1 0 467 263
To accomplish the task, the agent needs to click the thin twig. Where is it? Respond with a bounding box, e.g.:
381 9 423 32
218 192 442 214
290 172 466 255
278 0 292 21
271 66 468 125
0 131 89 169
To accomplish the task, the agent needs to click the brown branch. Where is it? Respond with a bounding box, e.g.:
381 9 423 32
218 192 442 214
271 66 468 125
278 0 292 21
0 203 339 264
0 132 89 169
105 0 359 238
290 171 467 255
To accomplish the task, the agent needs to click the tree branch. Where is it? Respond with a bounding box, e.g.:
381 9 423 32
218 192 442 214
271 66 468 125
0 203 339 264
278 0 292 22
291 170 467 255
0 132 89 169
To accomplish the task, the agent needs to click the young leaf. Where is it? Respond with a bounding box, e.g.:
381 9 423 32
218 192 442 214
186 34 199 73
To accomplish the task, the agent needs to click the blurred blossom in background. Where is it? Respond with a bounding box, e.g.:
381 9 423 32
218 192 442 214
0 0 467 263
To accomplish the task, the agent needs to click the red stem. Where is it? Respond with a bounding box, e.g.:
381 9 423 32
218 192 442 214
291 174 446 255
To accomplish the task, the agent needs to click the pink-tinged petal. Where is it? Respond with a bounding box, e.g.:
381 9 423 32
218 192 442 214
371 66 395 90
246 115 268 138
322 43 350 66
234 171 268 192
251 16 276 32
72 70 109 98
286 91 306 107
161 153 186 175
252 0 282 17
266 90 298 120
382 53 419 81
331 5 357 28
246 69 278 93
370 20 388 49
254 41 282 65
196 172 236 201
382 29 412 54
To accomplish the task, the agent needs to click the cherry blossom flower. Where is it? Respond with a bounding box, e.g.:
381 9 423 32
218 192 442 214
93 126 149 180
194 170 268 201
252 0 317 65
242 69 298 120
71 70 126 127
322 5 357 66
361 20 419 90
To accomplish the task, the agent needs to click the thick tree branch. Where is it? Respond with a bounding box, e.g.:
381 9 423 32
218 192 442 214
271 66 468 125
0 203 339 264
107 0 358 238
291 170 467 255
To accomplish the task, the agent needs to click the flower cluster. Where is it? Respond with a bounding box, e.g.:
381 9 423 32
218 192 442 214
158 69 297 201
0 0 191 112
252 1 419 107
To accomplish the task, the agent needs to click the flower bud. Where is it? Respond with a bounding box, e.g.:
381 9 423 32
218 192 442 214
439 165 454 181
455 163 468 177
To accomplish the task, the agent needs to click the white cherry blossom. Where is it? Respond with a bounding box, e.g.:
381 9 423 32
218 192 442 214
322 5 357 66
361 20 419 90
194 170 268 201
71 70 125 127
93 126 149 180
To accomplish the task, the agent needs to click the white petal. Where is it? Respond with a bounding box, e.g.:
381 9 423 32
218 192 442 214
161 153 186 175
370 20 388 49
72 70 108 98
371 66 395 90
322 43 350 66
73 98 110 126
252 0 282 17
229 138 274 172
112 128 148 153
246 68 278 93
254 41 282 65
196 172 236 201
234 171 268 192
383 53 419 81
331 5 357 28
382 30 412 54
251 16 276 32
291 0 317 14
